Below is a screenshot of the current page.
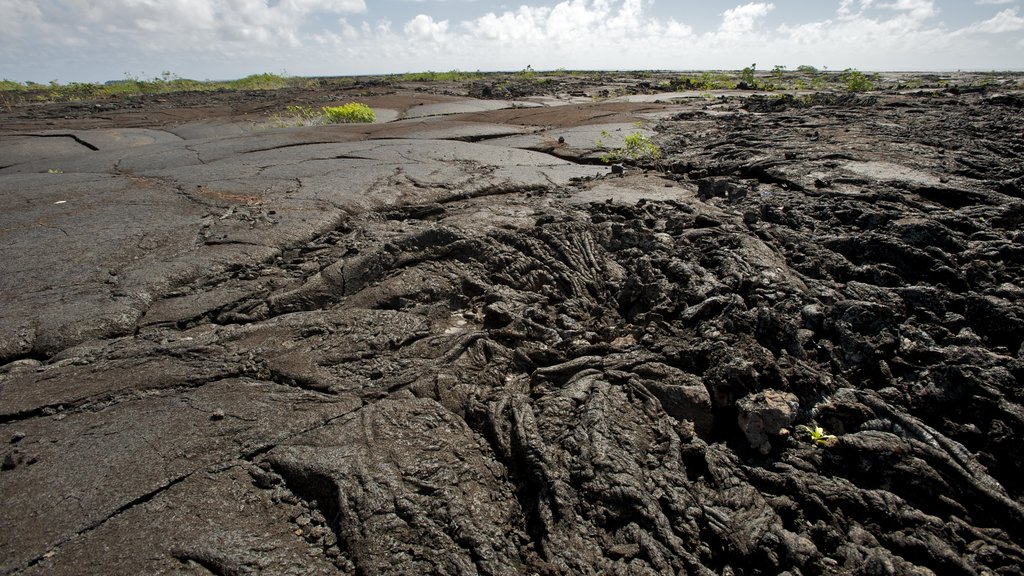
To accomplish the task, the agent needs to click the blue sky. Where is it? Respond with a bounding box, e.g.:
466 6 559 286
1 0 1022 83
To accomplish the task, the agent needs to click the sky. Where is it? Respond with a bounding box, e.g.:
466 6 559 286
1 0 1022 83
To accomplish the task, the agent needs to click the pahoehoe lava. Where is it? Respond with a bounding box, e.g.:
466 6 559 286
1 72 1023 575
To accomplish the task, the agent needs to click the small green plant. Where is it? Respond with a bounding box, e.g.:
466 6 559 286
841 69 874 92
47 168 64 174
322 102 376 124
286 104 319 122
739 63 757 88
762 65 788 91
600 131 662 164
796 424 837 447
266 104 321 128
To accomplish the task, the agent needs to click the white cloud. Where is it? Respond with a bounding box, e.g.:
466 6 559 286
877 0 937 20
404 14 450 43
719 2 774 35
469 6 549 42
1 0 1022 82
975 0 1014 5
282 0 366 11
961 7 1024 33
0 0 365 45
462 0 668 49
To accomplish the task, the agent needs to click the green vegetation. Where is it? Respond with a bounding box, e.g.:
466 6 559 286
796 424 837 447
322 102 376 124
286 105 319 122
0 79 27 91
398 70 485 82
739 63 758 88
841 68 875 92
599 130 662 165
264 102 375 128
0 71 303 103
47 168 64 174
665 71 734 91
267 104 321 127
760 64 788 91
225 73 290 91
658 64 882 93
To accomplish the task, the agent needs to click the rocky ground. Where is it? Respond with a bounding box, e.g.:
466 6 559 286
1 72 1023 575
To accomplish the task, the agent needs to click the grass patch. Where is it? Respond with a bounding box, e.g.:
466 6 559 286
599 130 662 165
322 103 376 124
266 102 376 127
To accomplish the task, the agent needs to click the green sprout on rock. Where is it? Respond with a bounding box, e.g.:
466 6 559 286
796 424 838 447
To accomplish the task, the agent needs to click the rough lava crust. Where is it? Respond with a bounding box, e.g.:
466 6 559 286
1 73 1023 575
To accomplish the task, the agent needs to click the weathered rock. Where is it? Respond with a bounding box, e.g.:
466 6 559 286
736 390 800 453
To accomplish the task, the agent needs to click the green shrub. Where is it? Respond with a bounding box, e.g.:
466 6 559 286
600 131 662 164
671 71 733 91
841 69 874 92
0 79 26 92
227 73 289 91
739 63 757 88
322 102 376 124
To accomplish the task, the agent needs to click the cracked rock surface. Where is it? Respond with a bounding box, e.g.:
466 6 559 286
2 75 1023 575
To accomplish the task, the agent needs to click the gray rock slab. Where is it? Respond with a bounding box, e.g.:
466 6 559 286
63 128 184 150
482 122 657 160
0 129 183 166
0 125 605 361
372 107 401 123
0 378 360 573
0 171 208 358
20 465 341 576
568 173 695 204
369 117 534 141
166 118 259 140
0 135 95 166
404 99 536 119
1 322 252 418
